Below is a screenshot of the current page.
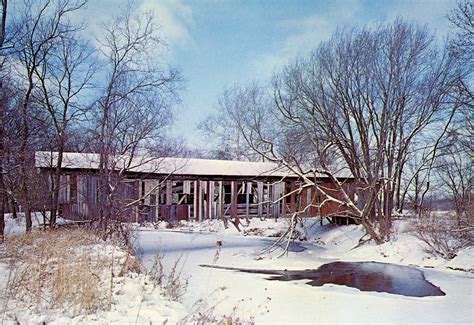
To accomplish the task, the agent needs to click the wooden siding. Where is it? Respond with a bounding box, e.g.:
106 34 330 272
53 173 356 222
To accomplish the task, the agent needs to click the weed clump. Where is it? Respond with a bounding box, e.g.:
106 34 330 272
3 228 138 318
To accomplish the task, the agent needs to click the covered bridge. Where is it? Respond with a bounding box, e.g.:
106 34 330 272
35 151 355 223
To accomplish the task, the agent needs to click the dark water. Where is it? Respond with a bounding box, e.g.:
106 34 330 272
201 261 446 297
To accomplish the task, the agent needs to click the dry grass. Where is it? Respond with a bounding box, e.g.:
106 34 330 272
3 227 139 317
148 254 189 302
178 286 271 325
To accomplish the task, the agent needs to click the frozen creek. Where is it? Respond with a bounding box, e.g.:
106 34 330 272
138 228 474 323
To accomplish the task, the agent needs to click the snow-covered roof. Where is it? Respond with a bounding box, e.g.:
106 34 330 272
35 151 301 178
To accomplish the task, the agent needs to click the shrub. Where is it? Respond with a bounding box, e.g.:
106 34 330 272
412 211 474 259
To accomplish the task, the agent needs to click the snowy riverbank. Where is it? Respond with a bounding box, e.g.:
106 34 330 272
139 217 473 323
1 214 473 323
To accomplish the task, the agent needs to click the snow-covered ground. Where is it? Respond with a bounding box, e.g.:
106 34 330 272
1 214 187 324
3 212 76 236
2 250 187 324
1 214 473 323
138 218 474 323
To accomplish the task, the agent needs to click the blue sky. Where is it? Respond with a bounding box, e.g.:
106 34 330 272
76 0 456 149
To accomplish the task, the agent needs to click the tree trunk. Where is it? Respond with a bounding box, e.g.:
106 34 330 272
0 89 4 242
25 207 32 232
9 196 17 219
0 0 7 242
360 189 384 244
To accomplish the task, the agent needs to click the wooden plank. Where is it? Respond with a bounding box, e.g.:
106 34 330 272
306 187 311 217
183 181 191 194
272 182 277 217
166 180 172 205
198 180 203 221
218 181 223 219
245 181 250 221
267 182 272 218
66 175 71 202
300 186 306 216
211 181 215 219
202 180 207 219
276 182 284 218
257 181 263 219
176 205 189 221
272 182 277 218
157 181 161 220
290 181 296 214
193 180 198 221
202 180 207 221
207 181 212 219
310 186 317 216
231 181 238 218
141 180 145 204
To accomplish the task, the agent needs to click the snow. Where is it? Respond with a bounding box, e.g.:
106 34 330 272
151 218 296 237
0 214 187 324
36 151 355 178
4 212 73 236
35 151 299 177
138 218 474 324
1 214 473 323
446 246 474 272
4 270 187 324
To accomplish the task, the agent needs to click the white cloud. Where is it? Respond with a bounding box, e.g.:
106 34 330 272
251 0 456 79
251 0 363 78
138 0 193 48
71 0 193 57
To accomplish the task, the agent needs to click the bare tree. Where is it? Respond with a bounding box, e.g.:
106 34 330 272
292 22 462 242
0 0 7 241
217 20 463 244
406 0 473 232
93 6 182 234
198 83 268 161
448 0 473 58
34 33 95 227
0 73 52 227
436 133 473 226
201 81 331 166
432 8 473 227
8 0 87 232
448 0 473 110
442 1 473 228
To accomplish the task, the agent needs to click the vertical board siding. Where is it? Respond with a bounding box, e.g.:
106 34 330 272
52 170 355 223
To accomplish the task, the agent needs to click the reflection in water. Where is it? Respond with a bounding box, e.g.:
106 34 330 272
201 261 446 297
